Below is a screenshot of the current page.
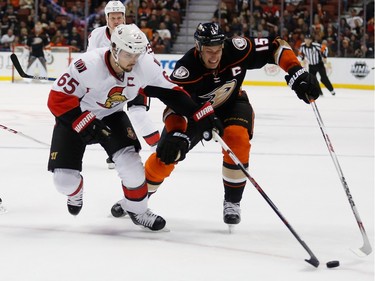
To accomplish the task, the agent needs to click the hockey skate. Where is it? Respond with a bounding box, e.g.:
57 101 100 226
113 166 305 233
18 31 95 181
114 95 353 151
128 209 166 231
106 157 115 169
67 186 83 216
111 192 155 218
223 200 241 225
111 200 127 218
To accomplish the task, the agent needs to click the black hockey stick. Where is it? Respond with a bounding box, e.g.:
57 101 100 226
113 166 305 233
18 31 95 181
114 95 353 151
213 131 320 268
10 54 56 81
310 101 372 256
0 123 50 147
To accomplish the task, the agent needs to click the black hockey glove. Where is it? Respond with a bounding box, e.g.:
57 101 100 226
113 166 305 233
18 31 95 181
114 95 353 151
72 111 111 144
285 66 321 104
156 131 191 164
193 102 223 141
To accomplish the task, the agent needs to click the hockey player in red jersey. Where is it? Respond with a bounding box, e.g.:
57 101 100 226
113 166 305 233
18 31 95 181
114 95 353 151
47 24 221 231
111 22 320 226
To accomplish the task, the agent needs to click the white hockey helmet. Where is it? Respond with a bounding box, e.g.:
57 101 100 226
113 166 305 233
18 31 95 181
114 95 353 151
104 1 126 17
111 24 148 58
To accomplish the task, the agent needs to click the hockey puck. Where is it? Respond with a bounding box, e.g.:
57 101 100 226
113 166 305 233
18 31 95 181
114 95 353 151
326 261 340 268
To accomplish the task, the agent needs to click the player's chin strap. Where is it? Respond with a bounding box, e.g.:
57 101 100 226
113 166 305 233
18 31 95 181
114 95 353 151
212 131 320 268
111 51 127 74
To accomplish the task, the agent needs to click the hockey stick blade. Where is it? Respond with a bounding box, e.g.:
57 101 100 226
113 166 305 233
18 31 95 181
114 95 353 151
351 230 372 257
213 131 320 268
10 54 56 81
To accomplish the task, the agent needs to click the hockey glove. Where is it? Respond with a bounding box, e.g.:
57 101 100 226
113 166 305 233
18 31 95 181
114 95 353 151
193 102 223 141
156 131 191 164
72 111 111 144
285 66 321 104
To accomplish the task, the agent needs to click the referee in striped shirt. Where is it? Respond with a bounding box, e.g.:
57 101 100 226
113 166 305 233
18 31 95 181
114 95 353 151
298 34 336 96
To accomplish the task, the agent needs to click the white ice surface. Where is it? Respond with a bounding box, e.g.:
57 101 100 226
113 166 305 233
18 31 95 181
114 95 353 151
0 82 373 281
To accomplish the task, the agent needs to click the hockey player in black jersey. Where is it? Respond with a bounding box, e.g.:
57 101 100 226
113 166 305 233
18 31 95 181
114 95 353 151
111 22 321 226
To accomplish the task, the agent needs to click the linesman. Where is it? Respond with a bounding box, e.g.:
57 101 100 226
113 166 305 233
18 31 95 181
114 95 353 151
299 34 336 96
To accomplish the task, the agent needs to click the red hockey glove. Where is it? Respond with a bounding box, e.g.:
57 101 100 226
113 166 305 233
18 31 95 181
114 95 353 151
72 111 111 144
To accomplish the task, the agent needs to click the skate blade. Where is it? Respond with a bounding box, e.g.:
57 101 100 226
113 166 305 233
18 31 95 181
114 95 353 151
140 226 170 233
227 224 235 234
107 163 115 169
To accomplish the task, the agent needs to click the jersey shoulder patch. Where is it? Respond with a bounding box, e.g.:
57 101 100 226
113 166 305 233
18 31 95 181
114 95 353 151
172 66 190 79
232 37 247 50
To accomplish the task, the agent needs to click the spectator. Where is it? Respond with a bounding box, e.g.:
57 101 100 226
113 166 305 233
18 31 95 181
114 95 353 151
18 26 29 45
150 30 165 53
253 0 264 17
68 26 82 51
347 8 363 30
241 22 251 38
125 0 137 23
312 15 324 40
340 37 354 57
51 30 67 46
214 2 231 25
138 0 152 19
50 33 65 47
58 19 72 43
5 6 18 31
47 22 58 39
339 17 351 31
1 15 10 36
263 0 280 26
74 0 84 16
0 28 15 50
20 0 33 10
314 3 327 24
230 16 243 36
160 13 177 41
253 23 269 37
325 37 337 57
139 17 153 41
157 21 172 52
25 14 35 31
147 11 160 30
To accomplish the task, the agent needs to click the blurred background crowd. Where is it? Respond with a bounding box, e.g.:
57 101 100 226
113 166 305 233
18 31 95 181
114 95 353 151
0 0 374 57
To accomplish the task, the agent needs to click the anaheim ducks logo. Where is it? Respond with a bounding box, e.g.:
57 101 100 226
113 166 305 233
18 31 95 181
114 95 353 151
97 86 127 108
199 80 237 108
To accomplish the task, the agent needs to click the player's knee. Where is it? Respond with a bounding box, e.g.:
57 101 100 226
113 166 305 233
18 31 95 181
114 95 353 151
112 147 145 187
53 168 82 195
223 125 251 164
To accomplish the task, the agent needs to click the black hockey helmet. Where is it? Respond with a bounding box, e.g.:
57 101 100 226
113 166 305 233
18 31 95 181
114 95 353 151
194 22 225 49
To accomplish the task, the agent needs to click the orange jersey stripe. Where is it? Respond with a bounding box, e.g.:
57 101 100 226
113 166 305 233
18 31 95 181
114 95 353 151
279 48 301 72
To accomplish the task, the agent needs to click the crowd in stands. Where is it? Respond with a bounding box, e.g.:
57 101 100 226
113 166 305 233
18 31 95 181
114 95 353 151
213 0 374 58
0 0 373 58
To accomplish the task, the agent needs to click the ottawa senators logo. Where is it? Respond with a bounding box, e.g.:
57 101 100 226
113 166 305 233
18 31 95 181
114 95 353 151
97 86 127 108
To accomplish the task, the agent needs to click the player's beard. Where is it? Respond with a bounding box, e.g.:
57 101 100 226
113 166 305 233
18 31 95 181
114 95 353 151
123 65 134 72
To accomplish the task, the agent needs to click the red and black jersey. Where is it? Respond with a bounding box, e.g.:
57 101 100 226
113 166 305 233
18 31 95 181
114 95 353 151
169 36 300 110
